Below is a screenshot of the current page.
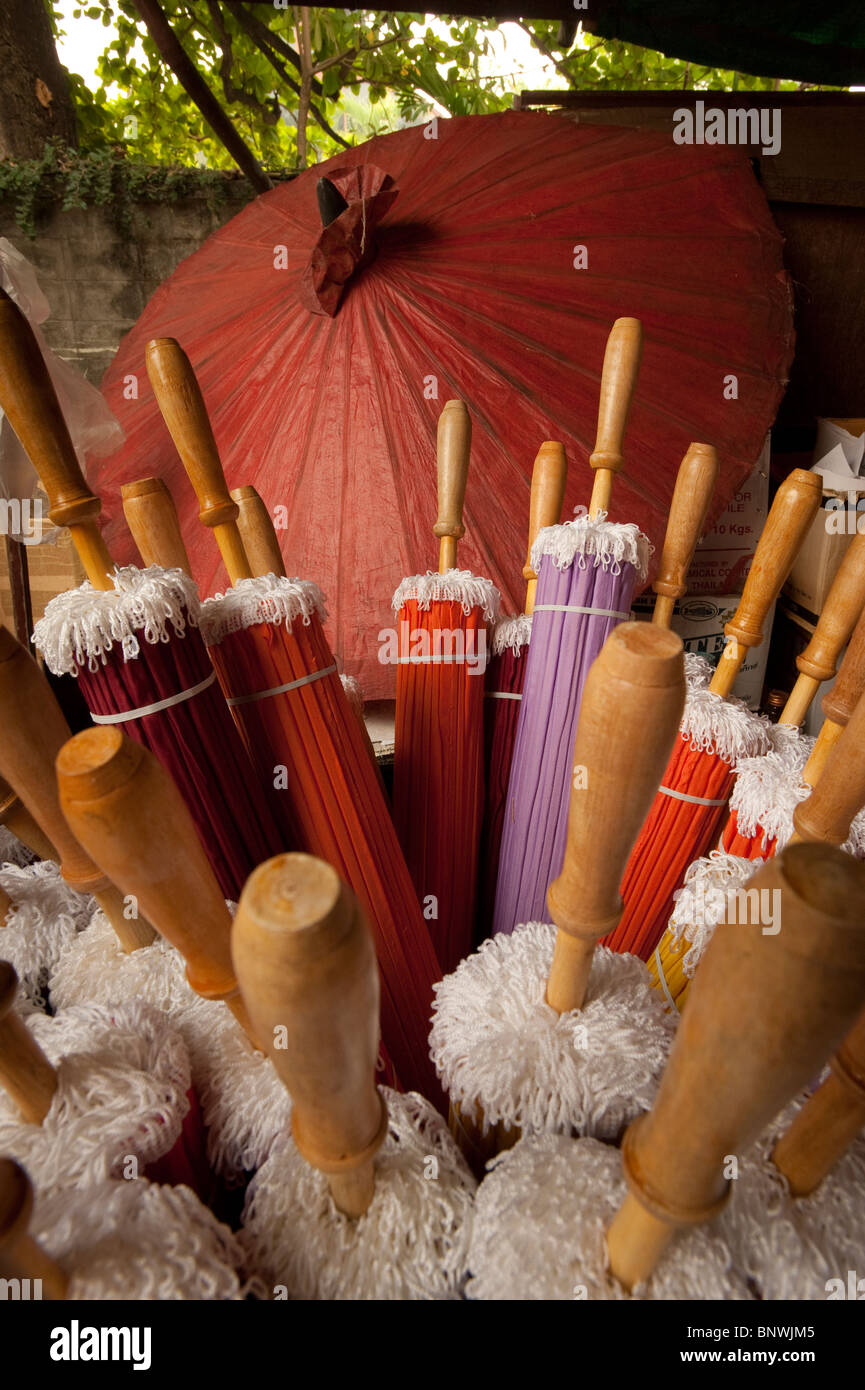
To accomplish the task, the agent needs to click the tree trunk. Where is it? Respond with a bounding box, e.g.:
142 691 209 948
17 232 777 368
0 0 78 159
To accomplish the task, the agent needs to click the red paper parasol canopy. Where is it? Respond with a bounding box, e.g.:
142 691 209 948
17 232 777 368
95 111 793 698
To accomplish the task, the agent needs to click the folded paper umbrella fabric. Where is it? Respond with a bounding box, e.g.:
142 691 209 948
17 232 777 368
53 726 291 1181
651 632 865 1007
431 622 684 1172
391 399 501 974
233 853 476 1300
0 967 198 1194
604 468 822 961
0 290 285 904
493 319 649 934
145 338 443 1109
477 443 566 944
0 1159 253 1301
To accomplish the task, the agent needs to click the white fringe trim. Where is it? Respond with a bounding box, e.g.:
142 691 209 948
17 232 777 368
680 686 773 763
530 511 650 584
339 673 363 715
198 575 328 647
429 923 675 1140
240 1088 476 1300
392 569 502 622
466 1133 751 1301
33 565 200 676
667 851 761 977
491 612 532 657
730 729 865 857
684 652 714 691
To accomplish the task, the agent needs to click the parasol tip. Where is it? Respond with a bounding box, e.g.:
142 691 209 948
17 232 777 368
317 177 349 227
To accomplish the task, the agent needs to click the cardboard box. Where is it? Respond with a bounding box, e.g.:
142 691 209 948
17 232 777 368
0 520 86 629
784 419 865 618
685 437 770 595
632 591 772 709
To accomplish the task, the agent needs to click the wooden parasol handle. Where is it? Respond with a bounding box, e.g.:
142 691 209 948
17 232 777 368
0 883 11 925
121 477 193 577
0 961 58 1123
588 317 642 518
56 726 254 1038
523 442 567 615
0 1158 67 1299
801 603 865 786
0 625 155 951
792 686 865 845
772 1008 865 1196
231 486 286 578
0 775 56 863
0 289 113 589
651 443 719 630
232 853 387 1217
145 338 251 586
782 528 865 728
709 469 822 698
606 844 865 1289
545 623 685 1014
434 399 471 572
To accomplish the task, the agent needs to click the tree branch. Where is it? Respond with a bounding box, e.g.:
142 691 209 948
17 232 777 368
224 0 323 98
131 0 272 190
205 0 280 126
312 27 412 77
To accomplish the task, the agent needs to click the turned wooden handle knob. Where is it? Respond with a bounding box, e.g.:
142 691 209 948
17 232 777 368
796 530 865 684
772 1009 865 1195
231 486 286 578
545 623 685 1014
822 603 865 727
523 442 567 614
0 961 58 1123
652 443 719 614
794 687 865 845
0 288 97 530
587 317 642 519
0 774 56 863
121 477 192 576
0 624 107 894
0 1157 68 1299
232 853 387 1217
709 468 822 698
607 843 865 1289
434 400 471 572
0 290 112 588
146 338 251 585
56 726 238 1006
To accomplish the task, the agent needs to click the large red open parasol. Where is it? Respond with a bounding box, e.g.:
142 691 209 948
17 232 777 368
92 111 793 698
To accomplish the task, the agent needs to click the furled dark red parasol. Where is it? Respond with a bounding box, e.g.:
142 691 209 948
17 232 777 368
0 290 285 903
92 111 793 698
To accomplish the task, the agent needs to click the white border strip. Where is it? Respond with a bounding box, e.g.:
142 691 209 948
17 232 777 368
89 670 217 725
533 603 632 620
658 784 729 807
226 663 337 707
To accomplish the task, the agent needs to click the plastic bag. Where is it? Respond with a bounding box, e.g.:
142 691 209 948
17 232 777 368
0 238 123 534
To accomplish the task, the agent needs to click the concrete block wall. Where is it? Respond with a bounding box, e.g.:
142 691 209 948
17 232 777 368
0 184 256 384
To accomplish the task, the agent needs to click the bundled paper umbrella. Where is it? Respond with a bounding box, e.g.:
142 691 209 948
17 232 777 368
603 467 822 960
722 543 865 861
0 291 286 904
233 853 476 1301
493 319 649 933
430 621 685 1171
92 112 794 699
469 845 865 1299
144 339 443 1107
391 399 502 972
0 967 200 1194
477 442 566 943
52 725 290 1181
652 605 865 1004
0 1159 253 1302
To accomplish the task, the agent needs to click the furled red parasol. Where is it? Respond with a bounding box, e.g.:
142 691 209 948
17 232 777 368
0 291 285 904
476 442 566 945
143 338 443 1110
91 112 792 699
391 400 501 974
603 468 822 961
